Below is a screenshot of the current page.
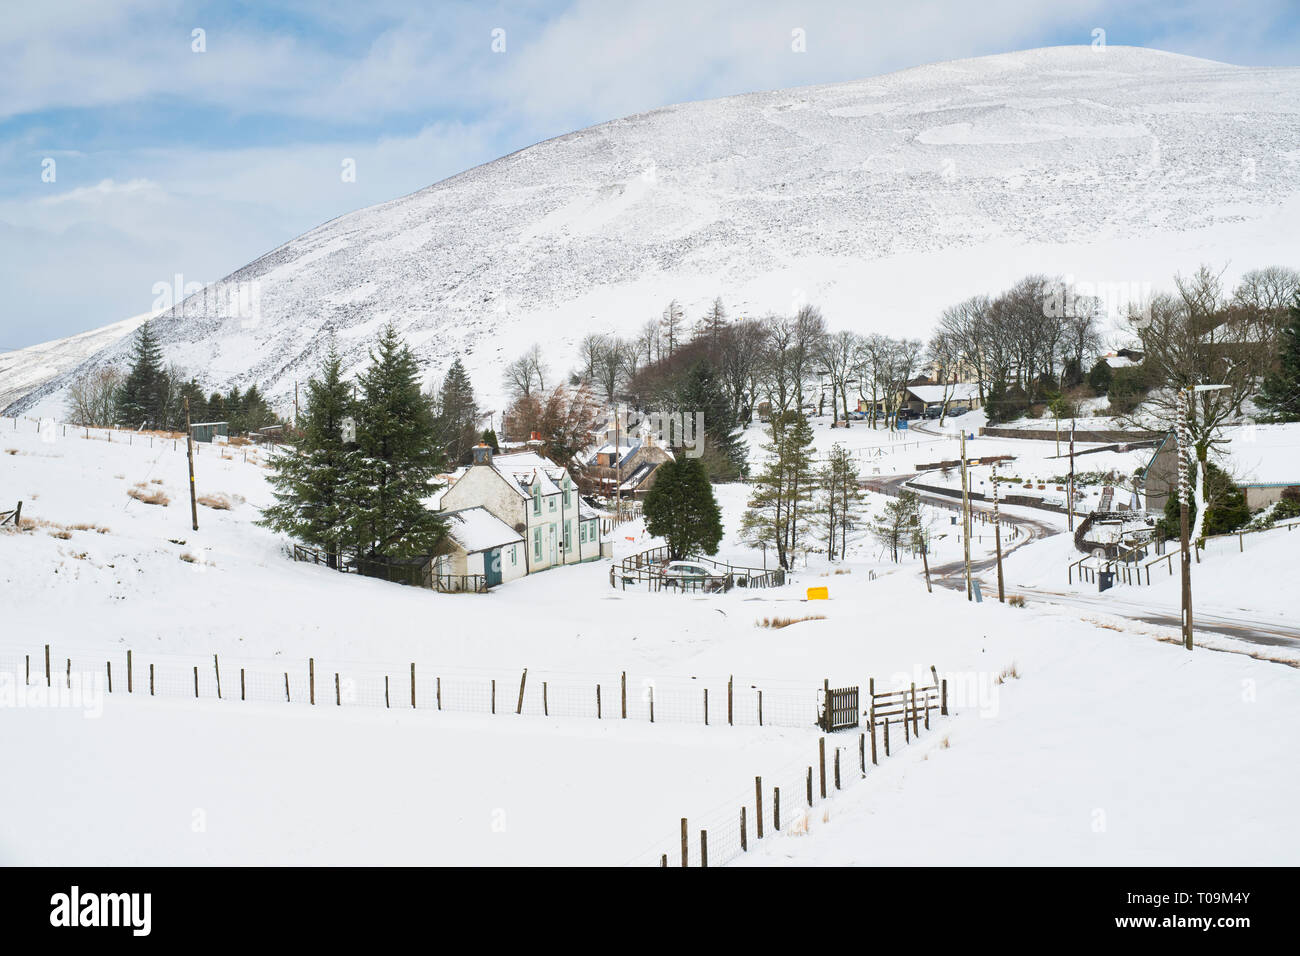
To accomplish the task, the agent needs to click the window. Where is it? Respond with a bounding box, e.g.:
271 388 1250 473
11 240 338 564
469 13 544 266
548 497 556 512
532 486 541 516
510 546 517 566
533 528 542 560
580 523 587 544
563 521 571 552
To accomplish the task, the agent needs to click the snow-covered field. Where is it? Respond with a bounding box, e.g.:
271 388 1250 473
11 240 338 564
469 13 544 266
3 412 1298 866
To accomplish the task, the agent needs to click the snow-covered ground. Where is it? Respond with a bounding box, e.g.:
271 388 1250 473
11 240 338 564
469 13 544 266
2 412 1298 866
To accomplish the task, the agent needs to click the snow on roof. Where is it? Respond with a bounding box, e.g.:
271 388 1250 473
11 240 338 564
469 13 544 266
487 451 568 496
1219 424 1300 486
441 507 524 554
906 383 980 404
1104 355 1136 368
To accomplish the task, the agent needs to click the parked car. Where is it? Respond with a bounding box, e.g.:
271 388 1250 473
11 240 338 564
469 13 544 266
924 404 943 419
660 561 726 591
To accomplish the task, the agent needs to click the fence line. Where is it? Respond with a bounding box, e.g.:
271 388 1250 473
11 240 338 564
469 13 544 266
636 669 951 867
0 415 269 465
0 643 946 735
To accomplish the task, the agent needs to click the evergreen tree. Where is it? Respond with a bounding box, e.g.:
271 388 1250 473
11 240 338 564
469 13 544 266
239 384 276 433
673 358 748 480
115 322 167 426
433 359 481 465
177 378 208 425
1156 460 1251 540
870 490 924 563
480 428 499 453
259 344 356 564
643 456 723 561
814 443 866 560
1256 297 1300 422
742 412 816 570
343 324 447 560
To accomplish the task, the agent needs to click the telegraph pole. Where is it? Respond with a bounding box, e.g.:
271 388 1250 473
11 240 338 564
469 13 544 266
959 430 973 601
184 397 199 532
1067 417 1076 533
992 460 1005 602
1177 389 1194 651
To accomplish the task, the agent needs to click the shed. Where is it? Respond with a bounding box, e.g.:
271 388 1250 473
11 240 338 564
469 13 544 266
190 421 229 443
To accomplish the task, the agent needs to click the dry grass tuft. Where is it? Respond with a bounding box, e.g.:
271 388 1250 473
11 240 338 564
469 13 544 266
179 552 199 564
197 493 234 510
1007 594 1026 608
127 484 170 506
48 529 72 540
756 614 827 629
994 663 1021 685
940 735 951 749
4 448 18 455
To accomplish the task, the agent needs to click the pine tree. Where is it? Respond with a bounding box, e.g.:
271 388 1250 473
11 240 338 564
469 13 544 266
1257 297 1300 422
115 322 167 426
743 412 815 570
870 491 923 563
259 344 356 564
673 358 748 480
643 456 724 561
344 324 447 560
814 443 865 560
433 359 481 465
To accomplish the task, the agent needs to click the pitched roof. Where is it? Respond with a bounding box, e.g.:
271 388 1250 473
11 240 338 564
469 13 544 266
441 507 525 554
906 383 980 404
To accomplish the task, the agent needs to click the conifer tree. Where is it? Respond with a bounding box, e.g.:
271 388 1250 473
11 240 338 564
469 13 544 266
814 443 865 560
115 322 167 426
742 412 815 570
1256 297 1300 422
344 324 447 560
643 456 723 560
259 343 355 564
433 358 481 465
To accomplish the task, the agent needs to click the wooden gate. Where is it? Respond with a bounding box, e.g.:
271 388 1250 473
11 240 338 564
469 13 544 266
819 683 859 732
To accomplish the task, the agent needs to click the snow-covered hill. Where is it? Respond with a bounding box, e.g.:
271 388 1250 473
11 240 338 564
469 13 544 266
0 313 149 412
10 45 1300 417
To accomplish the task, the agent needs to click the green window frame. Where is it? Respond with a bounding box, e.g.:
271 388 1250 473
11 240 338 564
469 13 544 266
533 527 542 560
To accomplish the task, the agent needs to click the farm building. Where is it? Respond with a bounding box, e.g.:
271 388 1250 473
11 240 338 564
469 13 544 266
190 421 228 443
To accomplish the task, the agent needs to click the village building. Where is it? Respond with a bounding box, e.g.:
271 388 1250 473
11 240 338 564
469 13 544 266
1139 423 1300 515
434 506 527 589
583 433 673 499
437 444 609 581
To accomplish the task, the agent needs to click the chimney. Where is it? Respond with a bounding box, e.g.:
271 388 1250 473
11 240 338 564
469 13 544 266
472 443 493 466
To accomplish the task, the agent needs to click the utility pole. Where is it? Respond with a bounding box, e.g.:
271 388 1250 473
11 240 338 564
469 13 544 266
992 460 1005 602
294 381 299 428
613 404 622 521
959 430 973 601
1067 417 1076 533
184 397 199 532
1177 388 1193 650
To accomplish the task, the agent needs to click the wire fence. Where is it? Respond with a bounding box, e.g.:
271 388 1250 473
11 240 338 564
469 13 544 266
0 415 269 465
0 642 873 732
630 681 950 868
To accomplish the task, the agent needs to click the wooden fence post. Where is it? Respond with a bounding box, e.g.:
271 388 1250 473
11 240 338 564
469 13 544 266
884 718 891 757
680 819 688 867
834 749 841 790
284 672 290 702
240 668 246 701
806 767 813 806
822 678 830 732
941 678 948 716
150 663 155 696
621 671 627 718
543 681 548 716
335 673 341 706
25 654 29 686
649 684 655 723
740 807 747 851
127 650 132 693
106 661 112 693
310 658 315 705
700 830 708 868
596 684 602 719
727 675 733 726
755 777 764 839
410 663 416 709
516 669 528 714
214 655 222 700
904 699 911 744
193 666 199 698
773 787 781 831
45 644 50 687
859 732 866 773
758 689 763 726
437 676 442 710
819 737 827 798
911 683 919 737
703 688 708 726
385 676 390 708
492 679 496 714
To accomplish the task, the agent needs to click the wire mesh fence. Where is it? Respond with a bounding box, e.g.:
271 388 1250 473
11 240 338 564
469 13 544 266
0 641 867 734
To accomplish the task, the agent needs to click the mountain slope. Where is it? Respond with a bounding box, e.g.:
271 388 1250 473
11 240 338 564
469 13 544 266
10 45 1300 417
0 313 150 412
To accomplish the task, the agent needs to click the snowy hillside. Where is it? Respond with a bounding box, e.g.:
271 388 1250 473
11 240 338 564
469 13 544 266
11 45 1300 418
0 313 149 412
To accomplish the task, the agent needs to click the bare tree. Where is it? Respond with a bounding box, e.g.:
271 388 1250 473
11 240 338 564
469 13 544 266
64 366 123 426
660 300 685 357
818 330 861 426
504 343 548 399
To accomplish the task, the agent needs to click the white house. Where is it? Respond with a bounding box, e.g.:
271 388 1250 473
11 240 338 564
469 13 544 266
435 506 527 588
438 445 608 580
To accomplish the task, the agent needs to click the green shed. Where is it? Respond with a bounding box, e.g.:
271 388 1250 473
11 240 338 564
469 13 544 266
191 421 229 443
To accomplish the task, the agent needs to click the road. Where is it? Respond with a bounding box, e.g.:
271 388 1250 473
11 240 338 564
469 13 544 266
863 462 1300 652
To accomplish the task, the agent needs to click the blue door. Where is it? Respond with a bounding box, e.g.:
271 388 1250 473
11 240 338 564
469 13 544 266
484 548 502 588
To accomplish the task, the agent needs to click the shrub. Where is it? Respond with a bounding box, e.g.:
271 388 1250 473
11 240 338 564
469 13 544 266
756 615 826 629
127 484 170 506
197 493 234 510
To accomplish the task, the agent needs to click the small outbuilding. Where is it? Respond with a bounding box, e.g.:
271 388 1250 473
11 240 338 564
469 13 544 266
190 421 229 443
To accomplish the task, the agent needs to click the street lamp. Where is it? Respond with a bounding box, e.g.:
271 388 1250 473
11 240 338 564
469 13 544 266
1177 383 1228 651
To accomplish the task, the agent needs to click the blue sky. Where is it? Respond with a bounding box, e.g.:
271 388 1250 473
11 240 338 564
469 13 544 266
2 0 1298 349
